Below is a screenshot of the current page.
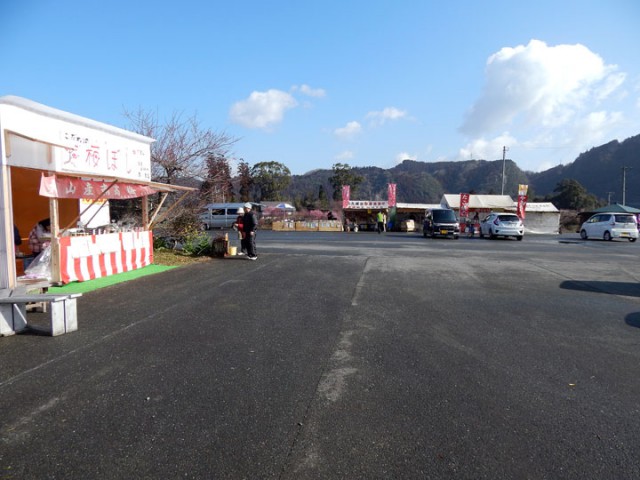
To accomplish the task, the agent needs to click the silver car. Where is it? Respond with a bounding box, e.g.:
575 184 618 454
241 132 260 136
579 213 638 242
479 212 524 240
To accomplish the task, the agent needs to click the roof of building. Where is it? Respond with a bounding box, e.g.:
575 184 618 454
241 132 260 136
394 203 442 211
441 194 515 209
506 202 560 213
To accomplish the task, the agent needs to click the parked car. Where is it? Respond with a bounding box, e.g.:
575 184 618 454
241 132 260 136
479 212 524 240
423 208 460 239
579 213 638 242
198 203 249 230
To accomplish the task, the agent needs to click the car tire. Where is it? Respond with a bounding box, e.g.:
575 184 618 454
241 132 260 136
201 223 209 231
629 238 636 243
580 229 587 240
489 229 496 239
516 236 523 241
604 231 612 241
454 235 459 240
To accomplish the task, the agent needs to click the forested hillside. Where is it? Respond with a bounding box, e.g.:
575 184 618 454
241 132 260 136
285 133 640 207
528 134 640 206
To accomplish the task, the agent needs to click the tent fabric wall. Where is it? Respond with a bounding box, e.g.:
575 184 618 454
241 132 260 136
506 202 560 234
520 212 560 234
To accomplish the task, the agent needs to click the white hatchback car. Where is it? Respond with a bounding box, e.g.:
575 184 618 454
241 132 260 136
479 212 524 240
579 213 638 242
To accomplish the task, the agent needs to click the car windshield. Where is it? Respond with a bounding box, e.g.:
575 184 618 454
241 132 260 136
432 210 457 222
498 215 519 222
614 214 636 224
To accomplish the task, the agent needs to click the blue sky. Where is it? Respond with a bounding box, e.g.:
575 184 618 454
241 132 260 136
2 0 639 176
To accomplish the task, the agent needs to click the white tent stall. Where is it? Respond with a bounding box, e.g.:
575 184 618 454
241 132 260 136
0 96 193 294
441 194 515 212
506 202 560 234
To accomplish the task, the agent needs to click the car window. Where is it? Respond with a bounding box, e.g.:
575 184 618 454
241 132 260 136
497 215 518 222
614 214 635 224
432 210 457 222
211 209 225 216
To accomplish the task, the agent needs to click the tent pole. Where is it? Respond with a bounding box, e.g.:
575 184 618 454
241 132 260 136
49 195 61 285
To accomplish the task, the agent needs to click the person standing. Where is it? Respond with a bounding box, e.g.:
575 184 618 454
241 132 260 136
233 207 246 255
242 203 258 260
24 218 51 269
28 218 51 253
376 210 385 234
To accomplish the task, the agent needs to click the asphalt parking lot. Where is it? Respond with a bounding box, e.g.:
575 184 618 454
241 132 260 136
1 230 639 479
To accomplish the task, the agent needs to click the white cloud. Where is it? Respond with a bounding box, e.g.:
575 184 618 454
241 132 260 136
229 89 298 129
336 150 354 160
457 39 631 171
459 132 518 162
366 107 407 126
461 40 624 135
396 152 417 164
293 84 326 98
334 121 362 140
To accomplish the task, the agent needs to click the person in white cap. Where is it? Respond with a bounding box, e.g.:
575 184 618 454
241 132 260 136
242 202 258 260
233 207 246 255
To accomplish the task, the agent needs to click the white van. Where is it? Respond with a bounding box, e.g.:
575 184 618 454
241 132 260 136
198 203 254 230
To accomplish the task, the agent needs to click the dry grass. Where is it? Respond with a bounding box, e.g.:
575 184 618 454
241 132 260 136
153 248 213 267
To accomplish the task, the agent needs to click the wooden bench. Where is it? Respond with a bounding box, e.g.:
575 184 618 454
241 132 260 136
0 293 82 336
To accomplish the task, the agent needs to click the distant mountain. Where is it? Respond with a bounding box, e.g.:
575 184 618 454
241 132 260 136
285 133 640 208
285 159 530 204
528 134 640 207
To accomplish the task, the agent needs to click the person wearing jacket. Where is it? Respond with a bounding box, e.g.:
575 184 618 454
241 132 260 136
233 207 246 255
242 203 258 260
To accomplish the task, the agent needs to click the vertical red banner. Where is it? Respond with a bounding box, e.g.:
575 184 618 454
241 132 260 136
342 185 351 209
387 183 397 207
459 193 470 219
517 184 528 220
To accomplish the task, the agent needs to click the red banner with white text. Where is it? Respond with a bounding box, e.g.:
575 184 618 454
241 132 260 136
39 174 157 200
459 193 470 219
517 184 528 220
387 183 397 207
342 185 351 209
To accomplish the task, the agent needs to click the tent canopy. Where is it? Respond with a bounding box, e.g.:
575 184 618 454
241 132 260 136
441 194 515 210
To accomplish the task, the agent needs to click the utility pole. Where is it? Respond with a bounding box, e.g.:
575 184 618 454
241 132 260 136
501 146 508 195
622 166 631 206
607 192 615 205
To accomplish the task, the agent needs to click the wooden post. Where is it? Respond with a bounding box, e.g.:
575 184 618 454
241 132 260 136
0 163 16 289
49 196 61 285
142 195 149 228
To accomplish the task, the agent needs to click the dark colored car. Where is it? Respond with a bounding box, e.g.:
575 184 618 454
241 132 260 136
423 208 460 239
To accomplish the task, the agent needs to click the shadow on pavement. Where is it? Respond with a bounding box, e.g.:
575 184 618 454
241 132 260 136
625 312 640 328
559 280 640 298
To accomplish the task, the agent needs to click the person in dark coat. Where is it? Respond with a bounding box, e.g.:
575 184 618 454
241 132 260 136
242 203 258 260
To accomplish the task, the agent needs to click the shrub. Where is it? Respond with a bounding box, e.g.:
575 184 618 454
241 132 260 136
155 210 211 256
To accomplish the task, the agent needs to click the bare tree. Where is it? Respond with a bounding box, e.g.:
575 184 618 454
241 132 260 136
200 154 235 202
237 159 253 202
123 107 237 185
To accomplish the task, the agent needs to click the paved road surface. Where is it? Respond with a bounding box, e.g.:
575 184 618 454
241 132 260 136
1 231 639 479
